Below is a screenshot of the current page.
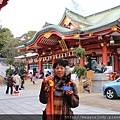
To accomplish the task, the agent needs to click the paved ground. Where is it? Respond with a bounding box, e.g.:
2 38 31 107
80 93 120 112
0 78 120 116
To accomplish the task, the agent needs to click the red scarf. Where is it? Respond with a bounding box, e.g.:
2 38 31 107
45 77 73 120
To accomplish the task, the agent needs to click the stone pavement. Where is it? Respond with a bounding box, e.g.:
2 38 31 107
0 79 120 115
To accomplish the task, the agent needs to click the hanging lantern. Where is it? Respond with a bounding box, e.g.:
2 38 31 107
110 36 115 45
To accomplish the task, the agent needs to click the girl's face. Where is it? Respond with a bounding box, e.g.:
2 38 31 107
55 65 65 78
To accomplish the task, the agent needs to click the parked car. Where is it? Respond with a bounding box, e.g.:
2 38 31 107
103 77 120 99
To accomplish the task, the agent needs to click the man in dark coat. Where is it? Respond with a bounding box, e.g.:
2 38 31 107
6 73 14 95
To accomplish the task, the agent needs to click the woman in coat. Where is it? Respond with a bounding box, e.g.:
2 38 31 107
39 60 79 120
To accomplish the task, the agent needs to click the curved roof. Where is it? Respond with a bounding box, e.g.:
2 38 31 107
24 24 81 46
82 5 120 32
27 5 120 46
16 5 120 55
59 6 120 33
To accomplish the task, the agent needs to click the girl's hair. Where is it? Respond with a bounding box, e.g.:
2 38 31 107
53 60 67 69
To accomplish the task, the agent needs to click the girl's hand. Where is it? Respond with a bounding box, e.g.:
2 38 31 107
66 90 73 95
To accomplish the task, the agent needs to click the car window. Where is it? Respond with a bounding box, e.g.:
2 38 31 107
117 79 120 82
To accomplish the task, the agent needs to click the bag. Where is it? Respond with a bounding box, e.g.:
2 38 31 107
42 109 46 120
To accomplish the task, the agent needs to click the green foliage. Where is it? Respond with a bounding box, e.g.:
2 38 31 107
18 66 26 75
0 28 36 58
73 47 86 58
72 66 86 79
6 67 14 76
14 61 26 75
6 58 14 65
19 30 37 44
0 28 14 52
1 38 20 58
72 45 86 79
72 45 87 93
0 27 21 58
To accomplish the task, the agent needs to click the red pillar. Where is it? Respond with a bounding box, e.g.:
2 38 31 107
102 42 108 66
114 49 118 71
52 55 56 67
114 55 118 71
38 57 42 72
80 57 84 67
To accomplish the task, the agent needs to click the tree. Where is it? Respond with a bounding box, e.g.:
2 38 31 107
0 28 14 52
6 58 14 65
19 30 37 45
1 37 20 58
0 28 36 58
0 27 21 58
6 68 14 76
6 58 14 76
72 45 86 93
0 27 36 75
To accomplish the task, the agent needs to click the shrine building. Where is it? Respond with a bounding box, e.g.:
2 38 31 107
16 5 120 74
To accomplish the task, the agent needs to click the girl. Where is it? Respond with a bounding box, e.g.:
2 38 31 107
39 60 79 120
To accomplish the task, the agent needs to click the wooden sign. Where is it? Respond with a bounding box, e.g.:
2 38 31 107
86 70 94 79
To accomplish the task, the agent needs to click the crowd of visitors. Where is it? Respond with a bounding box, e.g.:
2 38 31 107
4 69 51 95
5 72 24 95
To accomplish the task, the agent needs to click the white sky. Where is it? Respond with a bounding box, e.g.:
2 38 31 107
0 0 120 37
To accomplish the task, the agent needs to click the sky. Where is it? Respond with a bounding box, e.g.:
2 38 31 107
0 0 120 37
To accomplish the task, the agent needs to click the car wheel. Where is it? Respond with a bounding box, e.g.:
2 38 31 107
106 88 117 99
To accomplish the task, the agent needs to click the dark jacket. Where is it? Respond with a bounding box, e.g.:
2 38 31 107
6 75 13 87
39 81 79 115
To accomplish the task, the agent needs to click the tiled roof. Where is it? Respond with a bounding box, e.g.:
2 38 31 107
65 8 92 26
17 5 120 50
58 5 120 33
82 5 120 32
25 24 81 46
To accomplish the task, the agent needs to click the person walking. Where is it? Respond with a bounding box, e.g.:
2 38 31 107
6 73 14 95
13 72 21 95
29 72 33 82
39 60 79 120
20 75 25 89
32 72 36 85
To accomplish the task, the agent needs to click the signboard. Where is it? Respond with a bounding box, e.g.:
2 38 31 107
86 70 94 79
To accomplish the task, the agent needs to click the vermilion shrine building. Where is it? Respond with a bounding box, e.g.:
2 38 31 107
16 6 120 74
